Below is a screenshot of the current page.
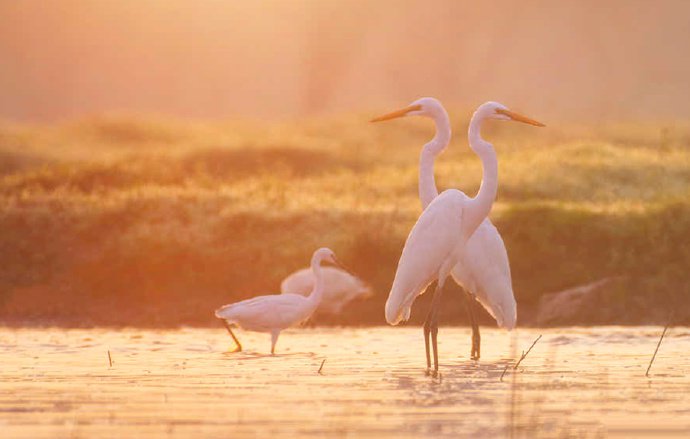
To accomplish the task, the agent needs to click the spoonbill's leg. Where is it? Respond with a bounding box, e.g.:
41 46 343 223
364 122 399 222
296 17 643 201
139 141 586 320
463 290 481 360
221 320 242 353
270 330 280 355
424 278 447 377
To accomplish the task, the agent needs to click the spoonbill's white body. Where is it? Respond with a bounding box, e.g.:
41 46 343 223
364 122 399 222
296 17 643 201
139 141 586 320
372 101 544 375
215 247 344 354
280 266 372 315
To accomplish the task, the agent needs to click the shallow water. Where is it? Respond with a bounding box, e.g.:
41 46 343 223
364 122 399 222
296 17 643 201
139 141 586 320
0 326 688 438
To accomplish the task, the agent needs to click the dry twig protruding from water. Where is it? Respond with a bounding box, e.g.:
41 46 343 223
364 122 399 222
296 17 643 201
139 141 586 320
513 335 542 370
108 350 113 368
646 314 673 377
317 359 326 374
500 364 510 382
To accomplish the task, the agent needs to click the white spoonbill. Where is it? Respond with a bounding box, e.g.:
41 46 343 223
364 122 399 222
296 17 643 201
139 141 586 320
215 247 346 354
280 267 372 315
372 97 518 360
373 101 544 375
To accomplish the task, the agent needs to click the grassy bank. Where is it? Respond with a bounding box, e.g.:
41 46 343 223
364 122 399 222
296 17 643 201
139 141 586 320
0 113 688 326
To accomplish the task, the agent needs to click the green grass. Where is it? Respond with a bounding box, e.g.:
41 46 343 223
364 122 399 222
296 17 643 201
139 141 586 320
0 114 688 326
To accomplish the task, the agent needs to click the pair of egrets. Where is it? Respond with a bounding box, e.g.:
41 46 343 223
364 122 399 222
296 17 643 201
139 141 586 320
215 98 544 374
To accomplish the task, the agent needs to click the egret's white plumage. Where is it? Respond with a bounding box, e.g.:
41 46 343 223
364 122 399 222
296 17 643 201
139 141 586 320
414 98 517 339
384 188 470 326
280 266 372 315
215 247 342 354
372 100 544 374
453 221 515 328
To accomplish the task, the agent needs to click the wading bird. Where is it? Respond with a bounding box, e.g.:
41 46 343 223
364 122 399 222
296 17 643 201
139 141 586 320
215 247 346 354
372 101 544 375
372 97 520 360
280 267 372 315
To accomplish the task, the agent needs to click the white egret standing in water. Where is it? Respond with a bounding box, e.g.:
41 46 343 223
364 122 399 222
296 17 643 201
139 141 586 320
280 267 372 315
372 97 521 359
373 101 544 375
215 247 346 354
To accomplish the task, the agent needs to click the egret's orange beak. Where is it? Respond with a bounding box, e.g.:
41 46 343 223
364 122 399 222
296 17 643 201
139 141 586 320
495 108 545 127
370 104 422 122
332 256 354 275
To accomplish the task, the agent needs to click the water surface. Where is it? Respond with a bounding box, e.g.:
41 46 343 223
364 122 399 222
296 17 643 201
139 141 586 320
0 326 688 438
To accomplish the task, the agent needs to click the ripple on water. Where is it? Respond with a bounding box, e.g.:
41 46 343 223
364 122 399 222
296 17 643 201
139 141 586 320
0 326 688 439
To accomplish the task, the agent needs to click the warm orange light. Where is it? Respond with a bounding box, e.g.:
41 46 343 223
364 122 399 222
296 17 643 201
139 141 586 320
495 108 545 127
370 104 422 122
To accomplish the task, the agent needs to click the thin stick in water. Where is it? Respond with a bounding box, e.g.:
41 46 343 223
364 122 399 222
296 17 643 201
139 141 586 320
317 359 326 374
513 334 542 370
500 363 510 382
108 350 113 368
646 319 672 377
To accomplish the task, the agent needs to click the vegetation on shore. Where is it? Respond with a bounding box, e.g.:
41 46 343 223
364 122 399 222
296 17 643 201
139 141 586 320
0 113 688 326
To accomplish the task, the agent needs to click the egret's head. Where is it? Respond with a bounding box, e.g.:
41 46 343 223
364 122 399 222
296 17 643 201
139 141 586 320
370 97 447 123
475 101 545 127
313 247 337 265
312 247 351 273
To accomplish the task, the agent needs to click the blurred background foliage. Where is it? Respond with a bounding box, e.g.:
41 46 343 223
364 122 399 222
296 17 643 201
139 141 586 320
0 114 688 326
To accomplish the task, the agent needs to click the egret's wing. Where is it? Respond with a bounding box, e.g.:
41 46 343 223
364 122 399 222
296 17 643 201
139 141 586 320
216 294 309 329
385 189 468 324
462 219 516 328
281 267 369 314
471 220 512 284
280 268 312 296
321 268 368 308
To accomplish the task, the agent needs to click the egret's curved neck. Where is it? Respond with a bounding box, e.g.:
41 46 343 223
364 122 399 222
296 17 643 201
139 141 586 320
306 256 325 308
419 109 451 209
464 112 498 238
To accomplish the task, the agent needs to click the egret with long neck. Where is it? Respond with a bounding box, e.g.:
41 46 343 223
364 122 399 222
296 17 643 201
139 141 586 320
373 97 526 359
372 101 544 374
214 247 345 354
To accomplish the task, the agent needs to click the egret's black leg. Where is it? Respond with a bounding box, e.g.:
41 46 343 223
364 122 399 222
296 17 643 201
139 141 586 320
422 283 436 374
423 316 432 373
270 330 280 355
424 280 446 377
430 311 440 376
222 320 242 353
463 291 481 360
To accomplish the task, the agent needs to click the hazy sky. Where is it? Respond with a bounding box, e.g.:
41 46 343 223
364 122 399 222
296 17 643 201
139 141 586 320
1 0 689 121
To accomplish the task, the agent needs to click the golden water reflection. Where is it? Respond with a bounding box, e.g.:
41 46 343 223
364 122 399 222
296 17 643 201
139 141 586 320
0 327 688 438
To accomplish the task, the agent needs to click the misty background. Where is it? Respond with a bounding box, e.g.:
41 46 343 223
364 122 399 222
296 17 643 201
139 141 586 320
2 0 689 123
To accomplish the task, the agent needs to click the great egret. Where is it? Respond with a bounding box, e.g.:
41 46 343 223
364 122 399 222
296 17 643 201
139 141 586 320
372 101 544 375
372 97 519 360
280 266 372 315
214 247 345 354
